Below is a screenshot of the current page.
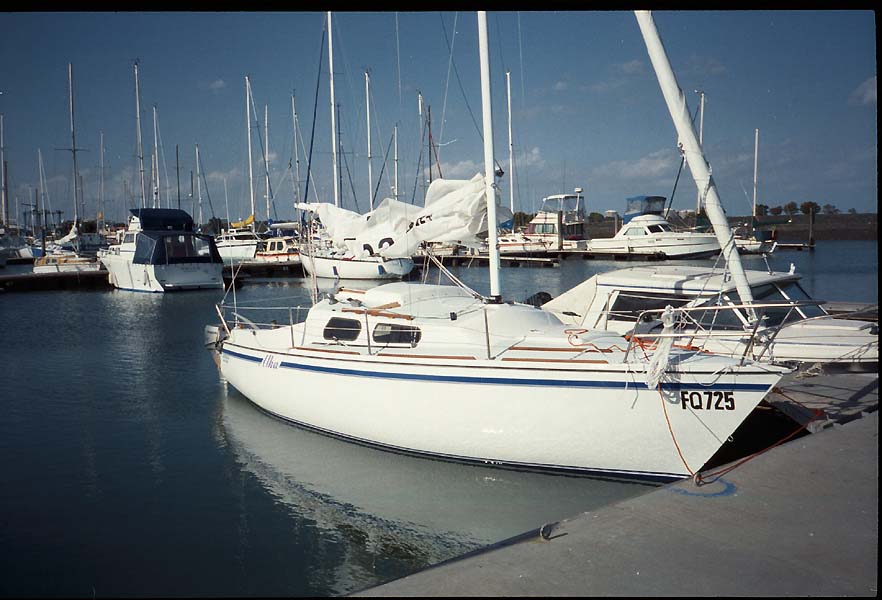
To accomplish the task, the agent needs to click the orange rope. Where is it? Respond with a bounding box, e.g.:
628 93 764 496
658 384 696 478
692 386 826 485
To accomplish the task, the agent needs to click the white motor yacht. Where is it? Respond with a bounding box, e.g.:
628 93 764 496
585 196 720 259
99 208 224 292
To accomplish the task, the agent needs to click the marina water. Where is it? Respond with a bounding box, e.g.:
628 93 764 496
0 240 876 597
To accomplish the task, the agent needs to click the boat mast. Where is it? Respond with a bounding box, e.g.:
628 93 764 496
327 12 340 207
506 70 515 214
68 63 81 227
152 106 161 208
392 125 398 200
134 62 146 208
635 10 756 319
99 130 105 232
695 89 705 218
752 128 759 218
365 70 373 209
245 76 256 229
195 143 203 228
292 94 301 204
477 11 501 301
0 113 6 226
265 104 270 222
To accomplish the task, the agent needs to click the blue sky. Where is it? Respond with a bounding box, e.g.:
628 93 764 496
0 10 876 226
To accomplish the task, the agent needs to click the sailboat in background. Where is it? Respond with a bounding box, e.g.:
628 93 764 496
33 63 104 274
734 128 776 254
207 11 787 483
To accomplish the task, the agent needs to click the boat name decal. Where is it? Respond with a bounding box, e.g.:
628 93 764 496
681 390 735 411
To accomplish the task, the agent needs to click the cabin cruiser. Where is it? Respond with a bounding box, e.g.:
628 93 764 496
498 188 589 254
585 196 720 259
542 264 878 368
99 208 223 292
214 226 262 264
253 235 301 264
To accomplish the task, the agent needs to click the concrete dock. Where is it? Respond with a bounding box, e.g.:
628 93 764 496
354 373 878 597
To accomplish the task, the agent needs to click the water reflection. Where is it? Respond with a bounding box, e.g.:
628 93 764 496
218 386 657 594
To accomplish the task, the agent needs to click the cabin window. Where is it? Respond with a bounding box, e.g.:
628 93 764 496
124 233 135 244
691 298 747 330
323 317 362 342
624 228 646 237
373 323 422 346
608 292 690 323
647 225 665 234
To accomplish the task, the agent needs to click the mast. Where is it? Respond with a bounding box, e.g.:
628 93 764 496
634 10 756 319
175 144 181 209
327 12 339 207
477 11 501 300
152 105 160 207
99 130 105 232
292 94 301 204
418 91 424 201
393 125 398 200
365 70 373 209
134 62 146 208
265 103 270 222
0 113 6 226
695 89 705 217
195 143 203 228
68 63 81 226
752 128 759 218
245 76 256 228
506 70 515 214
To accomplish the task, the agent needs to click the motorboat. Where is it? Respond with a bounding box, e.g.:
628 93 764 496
498 188 589 254
253 235 301 265
213 221 262 264
585 196 720 259
99 208 224 292
543 264 878 368
205 13 787 483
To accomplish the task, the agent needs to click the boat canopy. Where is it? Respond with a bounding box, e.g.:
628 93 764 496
130 208 195 232
623 196 666 223
539 194 583 216
132 231 222 265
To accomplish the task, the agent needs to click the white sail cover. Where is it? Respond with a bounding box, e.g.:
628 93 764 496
54 222 79 245
297 173 512 259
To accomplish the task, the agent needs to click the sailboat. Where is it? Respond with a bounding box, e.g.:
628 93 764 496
206 12 787 482
297 12 415 282
33 63 103 274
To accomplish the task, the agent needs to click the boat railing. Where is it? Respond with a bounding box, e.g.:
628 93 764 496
216 302 312 332
625 300 821 364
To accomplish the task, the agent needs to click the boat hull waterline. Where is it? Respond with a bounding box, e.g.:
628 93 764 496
219 341 779 481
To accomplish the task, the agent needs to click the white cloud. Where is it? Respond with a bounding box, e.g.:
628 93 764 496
616 59 645 75
209 79 226 92
553 80 569 92
590 148 679 179
685 55 726 76
849 76 876 106
438 158 482 179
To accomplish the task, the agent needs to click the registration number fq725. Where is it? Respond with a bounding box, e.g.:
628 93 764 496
680 390 735 411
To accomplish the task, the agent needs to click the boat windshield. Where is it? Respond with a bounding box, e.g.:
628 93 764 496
727 284 808 328
777 281 828 318
539 195 581 214
608 291 690 323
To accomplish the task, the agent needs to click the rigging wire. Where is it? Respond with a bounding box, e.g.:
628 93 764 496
437 11 458 163
303 21 327 205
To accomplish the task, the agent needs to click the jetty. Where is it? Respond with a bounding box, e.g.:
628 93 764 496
354 368 879 597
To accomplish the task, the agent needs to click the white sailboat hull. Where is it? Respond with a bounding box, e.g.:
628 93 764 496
216 239 260 263
219 336 778 481
300 253 414 280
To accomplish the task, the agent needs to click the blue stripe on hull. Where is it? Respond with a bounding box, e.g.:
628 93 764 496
222 346 772 392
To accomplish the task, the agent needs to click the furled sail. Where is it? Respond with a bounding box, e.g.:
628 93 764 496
230 214 255 229
297 173 512 259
